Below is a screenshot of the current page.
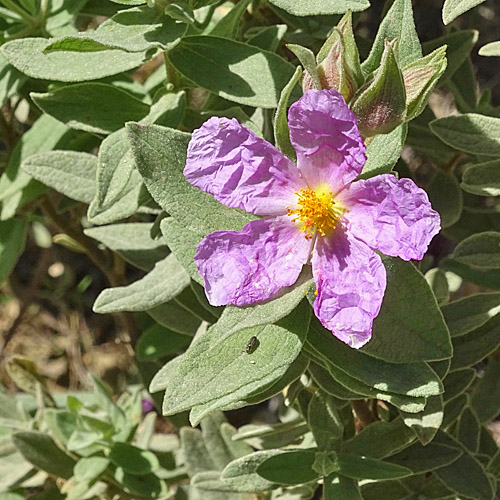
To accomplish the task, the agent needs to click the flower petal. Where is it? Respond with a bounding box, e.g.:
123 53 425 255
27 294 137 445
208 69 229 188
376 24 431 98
312 229 386 349
341 174 441 261
288 89 366 192
185 117 304 216
195 215 312 306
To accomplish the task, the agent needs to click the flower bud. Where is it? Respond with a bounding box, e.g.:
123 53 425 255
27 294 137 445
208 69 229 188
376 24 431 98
403 45 447 120
301 11 363 103
350 40 406 138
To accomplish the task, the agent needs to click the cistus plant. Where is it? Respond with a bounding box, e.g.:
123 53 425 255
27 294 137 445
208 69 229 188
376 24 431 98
0 0 500 499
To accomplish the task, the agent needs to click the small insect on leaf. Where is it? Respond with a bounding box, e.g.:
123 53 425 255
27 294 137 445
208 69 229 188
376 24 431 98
246 336 260 354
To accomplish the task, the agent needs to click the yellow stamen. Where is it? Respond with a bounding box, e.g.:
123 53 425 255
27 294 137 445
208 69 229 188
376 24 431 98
287 186 345 239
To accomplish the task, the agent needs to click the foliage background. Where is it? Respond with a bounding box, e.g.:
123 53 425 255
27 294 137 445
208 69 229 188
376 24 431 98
0 0 500 499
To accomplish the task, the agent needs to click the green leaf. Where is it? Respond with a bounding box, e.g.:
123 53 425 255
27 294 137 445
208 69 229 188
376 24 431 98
220 423 253 461
44 409 77 445
441 258 500 291
423 30 478 83
471 359 500 423
12 431 76 479
113 468 166 497
427 170 463 229
403 46 448 120
220 450 281 493
21 151 97 204
386 441 462 473
433 432 494 500
338 454 412 480
267 0 369 16
256 450 319 485
273 66 301 162
442 394 468 427
457 406 481 453
0 218 27 284
200 271 312 342
200 413 234 470
147 300 201 335
246 25 287 52
425 268 449 305
0 115 72 218
479 41 500 56
207 0 251 39
160 218 204 284
461 159 500 196
180 427 216 477
287 44 322 89
149 354 184 394
441 293 500 337
93 254 190 313
190 354 309 423
324 475 363 500
450 314 500 370
362 0 421 75
442 0 487 24
308 361 359 400
0 53 25 106
168 36 296 108
362 256 452 364
321 360 427 413
236 423 308 453
0 494 25 500
306 321 443 398
342 418 415 459
109 442 159 475
430 113 500 157
360 480 410 500
143 91 186 128
73 456 110 483
453 232 500 269
307 391 343 452
88 128 144 225
190 470 255 496
84 222 169 271
400 395 444 445
161 300 310 416
127 123 255 235
443 368 475 401
1 38 146 82
359 124 407 178
45 7 185 53
32 83 149 135
136 324 191 361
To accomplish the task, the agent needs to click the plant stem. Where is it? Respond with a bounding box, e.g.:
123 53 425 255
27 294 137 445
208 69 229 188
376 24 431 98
40 197 118 287
351 399 377 429
0 0 35 25
163 51 180 89
37 0 51 37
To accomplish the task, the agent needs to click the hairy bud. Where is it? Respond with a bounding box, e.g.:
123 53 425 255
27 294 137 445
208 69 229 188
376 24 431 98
299 11 363 103
350 40 406 138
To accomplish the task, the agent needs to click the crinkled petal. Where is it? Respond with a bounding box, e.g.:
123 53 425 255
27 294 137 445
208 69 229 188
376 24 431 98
288 89 366 192
195 215 312 306
185 117 304 216
340 175 441 261
312 229 386 349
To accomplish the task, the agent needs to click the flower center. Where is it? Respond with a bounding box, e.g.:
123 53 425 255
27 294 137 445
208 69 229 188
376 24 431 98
287 186 345 239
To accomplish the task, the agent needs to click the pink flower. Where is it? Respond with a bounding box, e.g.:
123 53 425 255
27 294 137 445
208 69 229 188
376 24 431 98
184 89 440 348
